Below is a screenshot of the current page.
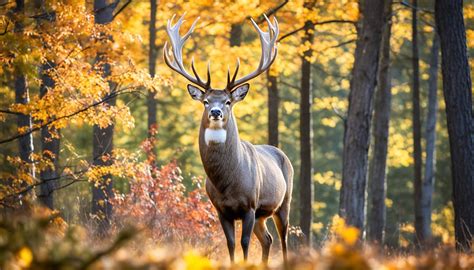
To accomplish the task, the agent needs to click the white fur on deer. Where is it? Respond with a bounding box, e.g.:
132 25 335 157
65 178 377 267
204 128 227 145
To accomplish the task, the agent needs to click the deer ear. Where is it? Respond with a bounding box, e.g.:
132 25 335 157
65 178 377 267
231 83 250 102
187 84 205 101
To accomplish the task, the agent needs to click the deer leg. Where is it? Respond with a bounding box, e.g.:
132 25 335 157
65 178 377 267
218 212 235 263
253 217 273 264
241 209 255 261
274 207 289 263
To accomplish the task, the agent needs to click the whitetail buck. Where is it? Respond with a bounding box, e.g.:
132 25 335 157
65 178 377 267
164 14 293 263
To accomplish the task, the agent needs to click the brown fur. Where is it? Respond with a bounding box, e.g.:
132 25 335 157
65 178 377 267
197 92 293 263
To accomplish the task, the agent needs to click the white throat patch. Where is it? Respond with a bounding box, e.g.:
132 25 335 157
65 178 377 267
205 128 227 145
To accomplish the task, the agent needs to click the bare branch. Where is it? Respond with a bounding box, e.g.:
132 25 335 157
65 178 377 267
396 1 434 14
279 20 356 42
0 108 22 115
112 0 132 20
279 80 300 90
328 38 356 49
331 103 347 121
252 0 289 24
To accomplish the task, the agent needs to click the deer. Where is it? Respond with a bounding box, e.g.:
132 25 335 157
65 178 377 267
163 14 293 264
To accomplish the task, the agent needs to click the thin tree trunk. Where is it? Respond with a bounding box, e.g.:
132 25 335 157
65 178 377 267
39 61 59 210
299 9 314 245
419 33 440 245
412 0 425 246
147 0 158 163
13 0 35 179
367 0 393 244
34 0 59 210
435 0 474 252
267 70 279 147
340 0 385 230
92 0 116 235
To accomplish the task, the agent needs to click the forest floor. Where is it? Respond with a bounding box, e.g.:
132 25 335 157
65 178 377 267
2 205 474 270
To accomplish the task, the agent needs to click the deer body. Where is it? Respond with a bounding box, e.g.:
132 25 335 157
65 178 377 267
200 112 292 220
163 14 292 263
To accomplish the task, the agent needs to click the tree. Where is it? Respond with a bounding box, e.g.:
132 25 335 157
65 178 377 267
12 0 35 186
411 0 425 246
419 32 440 245
435 0 474 251
33 0 59 210
91 0 119 235
340 0 385 230
299 1 314 245
147 0 158 163
367 0 393 244
267 70 279 147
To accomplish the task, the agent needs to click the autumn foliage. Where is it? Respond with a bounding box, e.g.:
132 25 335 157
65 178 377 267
112 158 220 246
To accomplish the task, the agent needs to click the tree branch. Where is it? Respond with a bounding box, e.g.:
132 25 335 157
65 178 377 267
396 1 434 14
0 89 140 145
112 0 132 20
0 108 22 115
279 20 356 42
328 38 356 49
252 0 289 24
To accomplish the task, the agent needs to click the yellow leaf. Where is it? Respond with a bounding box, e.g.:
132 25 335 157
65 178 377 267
17 247 33 268
183 251 212 270
340 227 360 245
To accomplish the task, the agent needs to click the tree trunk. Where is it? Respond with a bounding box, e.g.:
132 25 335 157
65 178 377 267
299 13 314 245
13 0 35 186
367 0 393 244
411 0 425 246
147 0 158 163
34 0 59 210
419 33 440 245
39 61 59 210
230 24 242 47
340 0 385 230
92 0 116 235
435 0 474 252
267 70 279 147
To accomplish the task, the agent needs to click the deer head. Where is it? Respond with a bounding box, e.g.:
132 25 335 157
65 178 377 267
164 14 279 133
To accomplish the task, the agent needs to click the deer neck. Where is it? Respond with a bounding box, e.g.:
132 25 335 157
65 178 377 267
198 112 243 188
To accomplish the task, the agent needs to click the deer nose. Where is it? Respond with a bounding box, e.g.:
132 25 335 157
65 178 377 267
210 108 222 118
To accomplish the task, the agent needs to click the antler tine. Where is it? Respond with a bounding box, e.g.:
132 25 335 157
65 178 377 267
206 61 211 88
227 58 240 89
163 14 211 90
191 57 203 83
227 15 279 91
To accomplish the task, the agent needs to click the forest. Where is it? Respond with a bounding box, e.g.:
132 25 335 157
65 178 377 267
0 0 473 269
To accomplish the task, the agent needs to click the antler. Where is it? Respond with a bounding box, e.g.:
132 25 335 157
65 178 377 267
226 15 279 91
163 14 211 89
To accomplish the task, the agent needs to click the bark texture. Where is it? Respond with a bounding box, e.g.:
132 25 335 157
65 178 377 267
340 0 385 230
435 0 474 252
92 0 116 235
367 0 392 244
419 33 440 245
299 14 314 245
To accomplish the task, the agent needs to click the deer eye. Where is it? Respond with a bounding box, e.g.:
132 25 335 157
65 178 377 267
225 101 231 106
203 100 209 106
